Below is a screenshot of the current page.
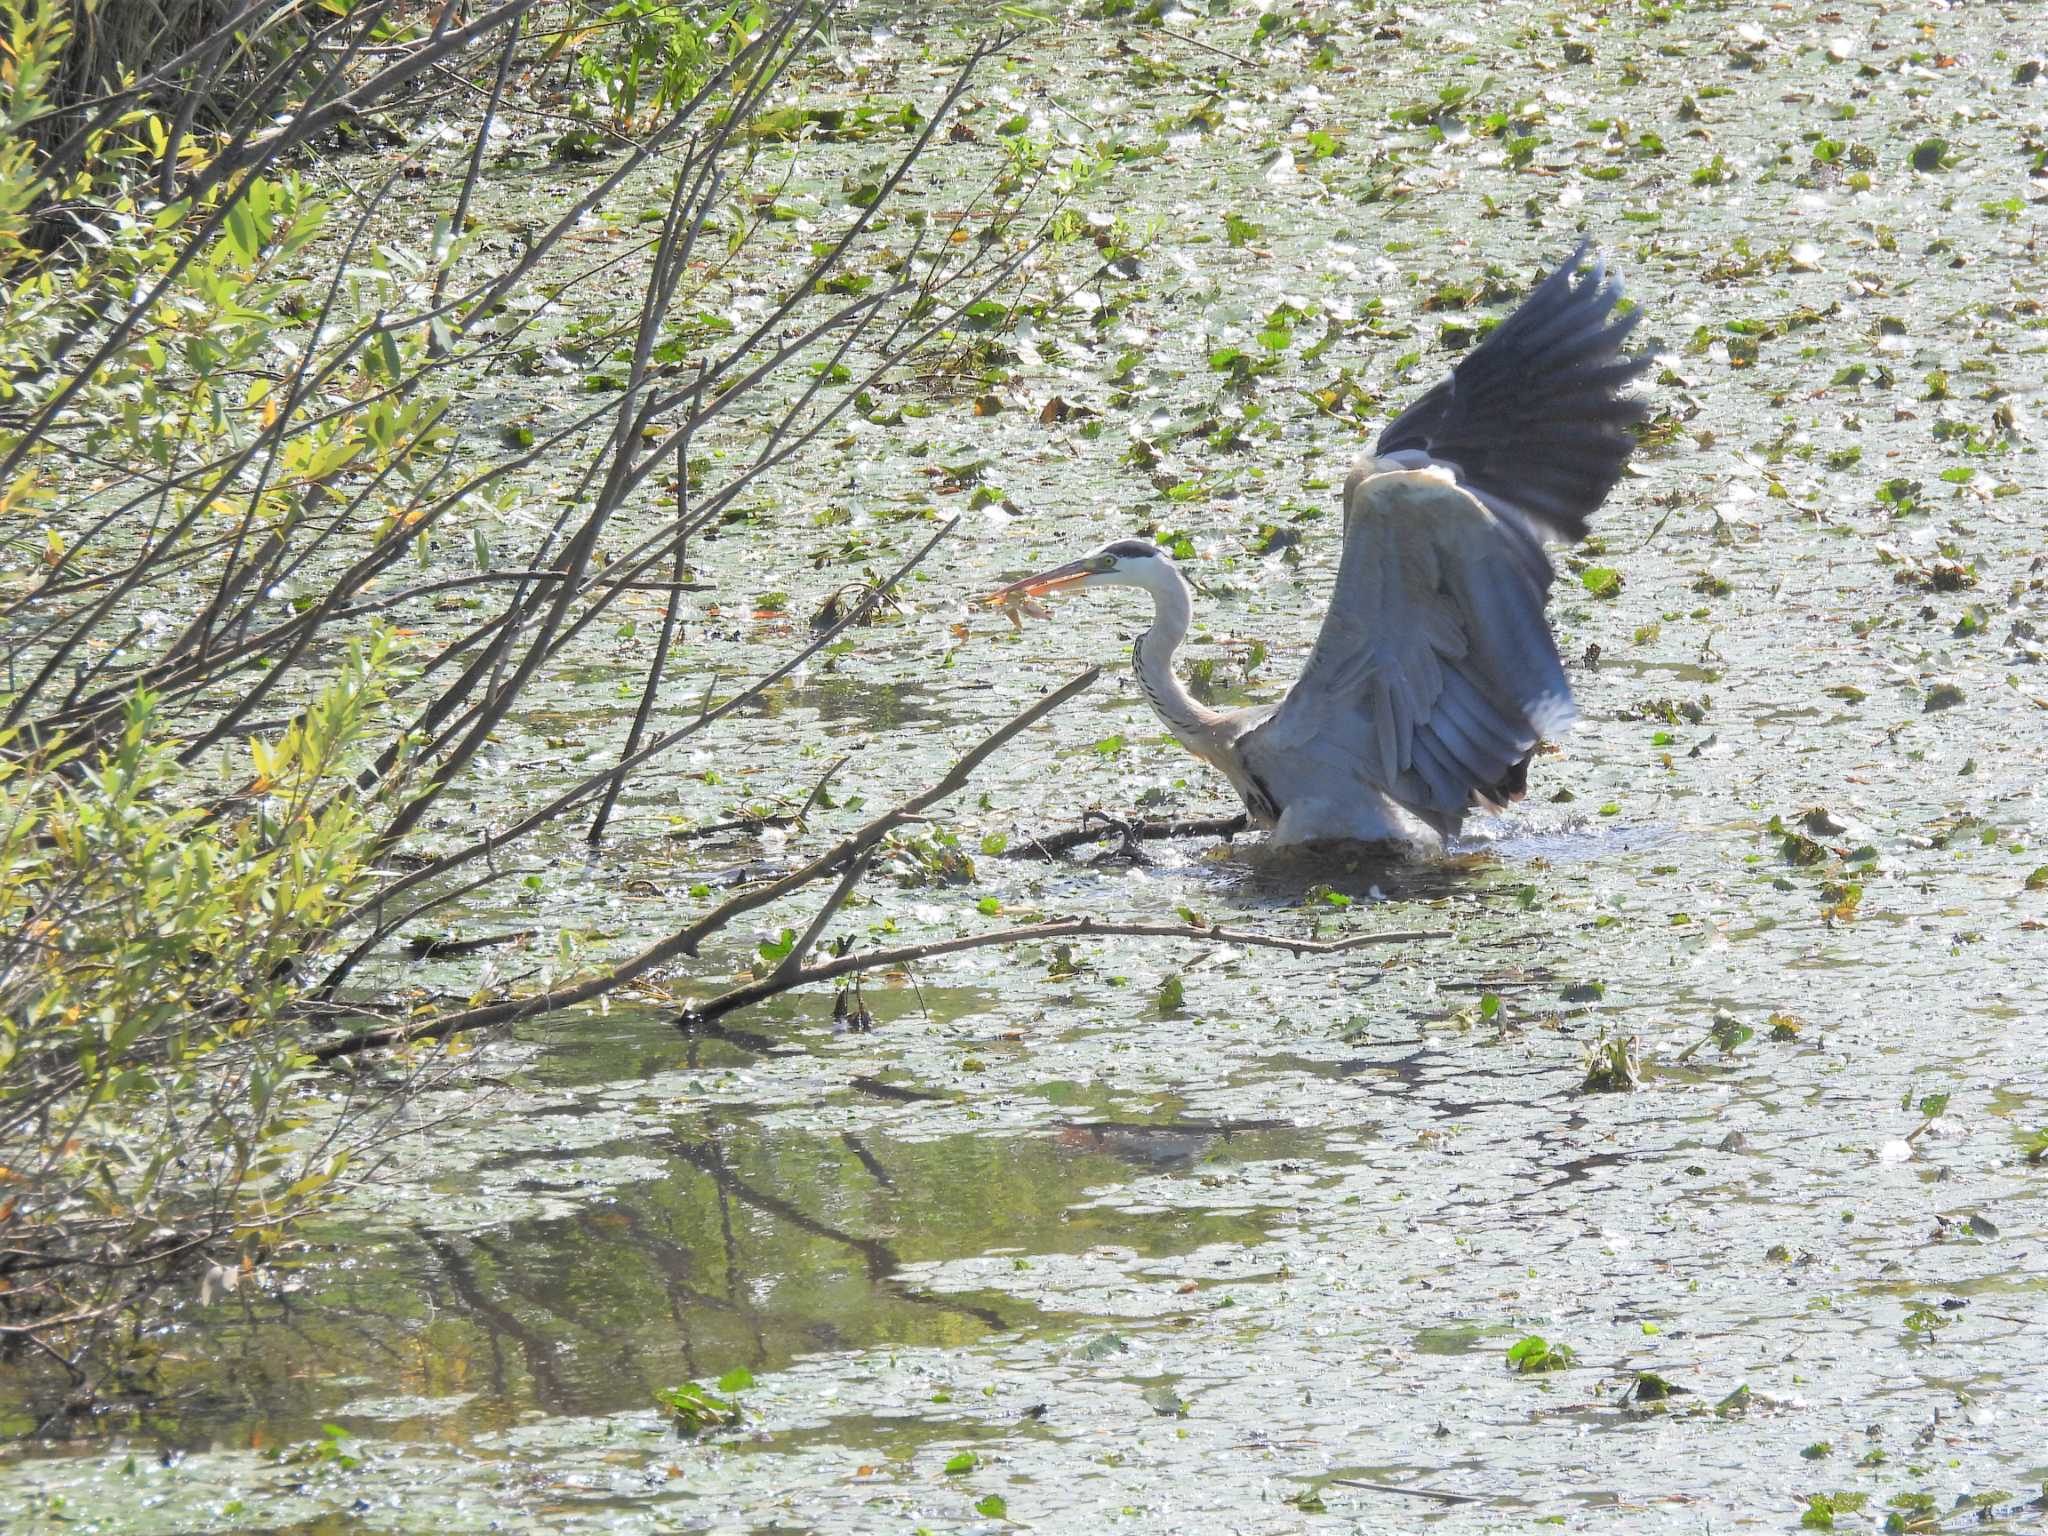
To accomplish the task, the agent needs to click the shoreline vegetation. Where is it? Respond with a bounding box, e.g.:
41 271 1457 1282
1 0 1062 1386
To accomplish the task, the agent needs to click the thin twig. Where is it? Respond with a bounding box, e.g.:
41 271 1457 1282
590 367 703 846
771 850 873 985
331 516 964 938
1147 25 1259 69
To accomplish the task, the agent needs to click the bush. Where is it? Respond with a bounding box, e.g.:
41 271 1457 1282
0 641 388 1360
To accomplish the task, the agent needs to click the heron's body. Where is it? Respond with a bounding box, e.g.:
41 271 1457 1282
1110 542 1437 852
988 244 1652 858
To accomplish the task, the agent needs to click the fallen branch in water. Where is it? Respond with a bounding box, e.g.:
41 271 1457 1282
677 917 1450 1028
663 757 848 845
406 929 536 960
1002 810 1250 861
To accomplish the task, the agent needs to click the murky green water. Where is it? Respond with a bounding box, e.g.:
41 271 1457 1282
8 0 2048 1529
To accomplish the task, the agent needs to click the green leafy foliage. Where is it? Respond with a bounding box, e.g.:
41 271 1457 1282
656 1379 745 1436
1 646 390 1343
568 0 769 135
1506 1334 1576 1373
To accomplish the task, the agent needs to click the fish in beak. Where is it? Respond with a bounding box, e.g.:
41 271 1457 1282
980 558 1098 605
979 558 1098 631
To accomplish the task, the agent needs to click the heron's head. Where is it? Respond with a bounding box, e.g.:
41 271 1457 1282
981 538 1169 606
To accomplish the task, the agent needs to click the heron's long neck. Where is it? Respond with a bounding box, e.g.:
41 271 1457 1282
1131 561 1222 743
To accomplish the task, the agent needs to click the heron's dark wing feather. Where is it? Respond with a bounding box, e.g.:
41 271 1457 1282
1375 240 1651 543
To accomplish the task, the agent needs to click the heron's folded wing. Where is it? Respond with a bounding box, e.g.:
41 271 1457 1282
1375 240 1652 543
1244 469 1571 818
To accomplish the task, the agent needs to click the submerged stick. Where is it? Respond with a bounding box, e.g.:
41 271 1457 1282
1002 812 1250 860
1325 1478 1482 1507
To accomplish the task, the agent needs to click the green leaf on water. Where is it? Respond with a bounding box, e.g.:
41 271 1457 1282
1223 212 1263 247
1909 136 1951 171
1155 973 1185 1015
1078 1332 1129 1360
1580 566 1623 598
1143 1384 1189 1416
656 1381 742 1435
716 1367 754 1394
944 1451 979 1474
1629 1370 1684 1402
1901 1301 1948 1335
1506 1334 1575 1373
975 1494 1009 1518
1710 1014 1754 1054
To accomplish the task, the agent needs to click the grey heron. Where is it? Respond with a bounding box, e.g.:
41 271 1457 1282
985 242 1651 855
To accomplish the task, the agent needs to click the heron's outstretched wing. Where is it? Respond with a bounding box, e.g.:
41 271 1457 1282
1375 240 1650 542
1243 246 1649 819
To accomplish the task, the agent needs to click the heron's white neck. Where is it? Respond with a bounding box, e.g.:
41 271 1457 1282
1125 557 1223 744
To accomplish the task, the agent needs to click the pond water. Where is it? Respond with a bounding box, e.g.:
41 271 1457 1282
7 0 2047 1530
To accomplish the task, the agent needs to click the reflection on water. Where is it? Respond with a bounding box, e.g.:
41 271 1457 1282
746 676 957 733
6 1102 1323 1450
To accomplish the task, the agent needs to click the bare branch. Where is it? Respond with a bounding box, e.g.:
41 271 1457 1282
310 667 1105 1060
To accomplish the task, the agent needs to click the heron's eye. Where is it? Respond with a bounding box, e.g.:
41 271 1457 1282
1092 554 1117 572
